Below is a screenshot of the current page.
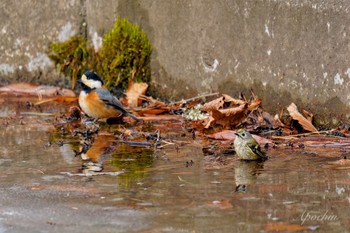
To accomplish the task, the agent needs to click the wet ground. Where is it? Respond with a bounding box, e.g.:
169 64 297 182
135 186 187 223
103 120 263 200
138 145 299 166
1 97 350 233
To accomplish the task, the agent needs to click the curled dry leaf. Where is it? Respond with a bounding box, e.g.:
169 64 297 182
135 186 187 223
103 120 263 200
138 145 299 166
287 103 318 132
136 96 171 116
201 94 261 128
206 130 273 144
302 109 314 122
126 82 148 107
222 94 246 106
247 98 262 111
204 104 247 129
201 96 225 112
201 94 262 129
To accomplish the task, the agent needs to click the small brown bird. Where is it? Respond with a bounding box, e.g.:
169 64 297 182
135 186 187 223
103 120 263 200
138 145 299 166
78 71 142 122
234 129 267 161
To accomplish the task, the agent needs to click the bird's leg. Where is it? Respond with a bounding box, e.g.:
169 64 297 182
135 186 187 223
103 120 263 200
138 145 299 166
81 114 99 125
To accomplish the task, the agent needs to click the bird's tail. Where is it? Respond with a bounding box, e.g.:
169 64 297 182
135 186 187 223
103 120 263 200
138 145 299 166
125 111 143 123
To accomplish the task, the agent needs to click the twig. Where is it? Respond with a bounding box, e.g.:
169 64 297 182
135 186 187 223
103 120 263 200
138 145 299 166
172 92 220 104
156 140 176 149
161 140 175 145
271 130 333 139
20 112 55 116
118 141 153 147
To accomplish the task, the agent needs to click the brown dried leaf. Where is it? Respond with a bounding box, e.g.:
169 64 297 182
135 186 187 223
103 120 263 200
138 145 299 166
219 103 247 116
218 104 247 126
204 109 223 128
126 82 148 107
264 222 314 232
205 104 248 129
201 96 225 112
0 83 76 97
247 98 262 110
273 114 285 128
287 103 318 132
206 130 273 144
302 109 313 122
222 94 246 105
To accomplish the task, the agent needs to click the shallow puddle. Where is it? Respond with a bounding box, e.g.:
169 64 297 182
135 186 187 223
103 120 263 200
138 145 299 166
0 100 349 232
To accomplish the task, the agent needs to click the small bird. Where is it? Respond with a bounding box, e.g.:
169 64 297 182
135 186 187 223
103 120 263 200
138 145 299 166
78 71 142 122
234 129 267 161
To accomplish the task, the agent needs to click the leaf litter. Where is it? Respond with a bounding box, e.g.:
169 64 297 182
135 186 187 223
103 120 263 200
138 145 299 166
3 81 350 232
3 81 350 180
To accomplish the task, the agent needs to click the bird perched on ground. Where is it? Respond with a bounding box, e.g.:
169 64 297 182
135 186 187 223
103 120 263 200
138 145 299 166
234 129 267 161
78 71 142 122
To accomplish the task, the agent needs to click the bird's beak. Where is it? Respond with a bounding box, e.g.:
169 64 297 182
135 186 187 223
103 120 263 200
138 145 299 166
235 132 240 138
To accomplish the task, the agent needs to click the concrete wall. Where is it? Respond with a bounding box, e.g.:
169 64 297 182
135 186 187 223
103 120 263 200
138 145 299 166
0 0 350 124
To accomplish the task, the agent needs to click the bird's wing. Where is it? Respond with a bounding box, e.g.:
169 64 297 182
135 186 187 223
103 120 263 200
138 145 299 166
95 88 128 113
95 88 142 122
246 142 267 159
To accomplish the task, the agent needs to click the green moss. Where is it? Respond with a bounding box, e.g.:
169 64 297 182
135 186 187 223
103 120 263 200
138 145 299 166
49 36 94 89
98 18 153 89
48 17 152 90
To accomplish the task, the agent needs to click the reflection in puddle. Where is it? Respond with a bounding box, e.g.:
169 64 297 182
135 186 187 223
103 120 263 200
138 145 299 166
0 114 350 232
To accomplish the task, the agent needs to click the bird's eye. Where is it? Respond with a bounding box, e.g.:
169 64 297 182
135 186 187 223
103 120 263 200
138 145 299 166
242 133 245 137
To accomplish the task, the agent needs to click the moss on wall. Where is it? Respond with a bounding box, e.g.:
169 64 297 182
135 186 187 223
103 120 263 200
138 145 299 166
49 36 94 89
48 17 152 90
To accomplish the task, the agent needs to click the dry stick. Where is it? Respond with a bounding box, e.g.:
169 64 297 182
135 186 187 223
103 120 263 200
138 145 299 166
271 130 334 140
138 92 220 106
118 141 153 147
172 92 220 104
156 140 175 149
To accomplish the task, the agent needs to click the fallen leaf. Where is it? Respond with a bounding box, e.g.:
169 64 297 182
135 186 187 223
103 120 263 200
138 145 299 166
204 103 247 129
126 81 148 107
35 96 78 105
247 98 262 111
206 130 273 144
207 130 237 140
222 94 246 106
204 199 233 209
0 83 76 97
265 222 317 232
273 114 285 128
302 109 314 122
201 96 225 112
201 94 263 129
135 95 172 115
287 103 318 132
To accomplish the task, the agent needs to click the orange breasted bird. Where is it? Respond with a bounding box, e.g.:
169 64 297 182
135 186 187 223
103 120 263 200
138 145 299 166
78 71 142 122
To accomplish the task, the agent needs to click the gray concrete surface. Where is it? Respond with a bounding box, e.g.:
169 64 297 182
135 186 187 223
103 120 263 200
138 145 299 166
0 0 350 124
